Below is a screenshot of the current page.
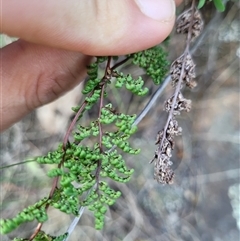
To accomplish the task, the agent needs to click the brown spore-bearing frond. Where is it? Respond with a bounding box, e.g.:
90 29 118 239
154 156 174 184
167 118 182 137
165 92 192 115
170 54 196 88
151 1 202 185
151 117 182 184
176 8 204 41
152 138 174 184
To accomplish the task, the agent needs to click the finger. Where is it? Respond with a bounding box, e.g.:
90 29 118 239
2 0 177 55
175 0 183 6
0 40 91 132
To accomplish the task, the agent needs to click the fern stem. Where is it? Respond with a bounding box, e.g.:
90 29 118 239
157 0 196 158
111 56 131 70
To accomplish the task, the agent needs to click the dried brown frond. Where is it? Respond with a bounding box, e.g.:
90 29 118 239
151 0 203 185
170 54 196 88
165 92 192 115
176 8 204 41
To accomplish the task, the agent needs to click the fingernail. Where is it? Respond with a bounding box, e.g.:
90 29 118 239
135 0 175 22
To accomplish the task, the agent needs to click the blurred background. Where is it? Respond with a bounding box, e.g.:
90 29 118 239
1 1 239 240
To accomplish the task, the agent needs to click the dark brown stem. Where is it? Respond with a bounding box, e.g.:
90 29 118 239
95 57 112 191
29 223 43 240
111 56 131 70
63 95 92 149
157 0 196 157
29 67 97 240
98 87 105 153
30 55 117 238
29 150 67 240
95 86 105 192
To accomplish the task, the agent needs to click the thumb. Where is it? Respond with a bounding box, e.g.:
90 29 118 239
1 0 176 55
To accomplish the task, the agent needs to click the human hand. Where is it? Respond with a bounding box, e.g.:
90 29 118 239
0 0 182 132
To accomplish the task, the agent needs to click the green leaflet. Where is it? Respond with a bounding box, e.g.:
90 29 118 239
130 46 169 85
1 45 169 239
213 0 225 12
197 0 206 9
198 0 226 12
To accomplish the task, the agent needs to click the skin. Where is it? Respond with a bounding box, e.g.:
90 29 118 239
0 0 182 132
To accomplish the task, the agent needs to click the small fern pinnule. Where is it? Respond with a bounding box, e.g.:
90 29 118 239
151 0 204 185
0 47 169 240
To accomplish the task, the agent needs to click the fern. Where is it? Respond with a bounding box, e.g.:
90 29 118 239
0 46 169 239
